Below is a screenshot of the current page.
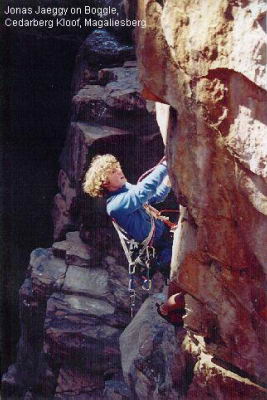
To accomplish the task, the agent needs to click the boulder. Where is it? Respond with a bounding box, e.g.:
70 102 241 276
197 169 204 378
62 265 111 298
72 68 155 132
30 248 67 299
54 364 104 398
44 292 123 372
60 122 131 189
52 231 93 267
81 30 134 67
120 294 187 399
103 380 131 400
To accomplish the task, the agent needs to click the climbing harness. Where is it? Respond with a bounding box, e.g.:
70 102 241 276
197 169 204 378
112 210 156 318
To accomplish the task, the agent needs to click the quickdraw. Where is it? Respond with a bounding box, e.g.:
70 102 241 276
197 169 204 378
127 247 156 318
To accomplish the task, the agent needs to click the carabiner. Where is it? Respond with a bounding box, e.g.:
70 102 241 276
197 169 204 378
146 246 155 261
130 292 136 308
129 263 136 275
128 277 135 291
142 279 152 291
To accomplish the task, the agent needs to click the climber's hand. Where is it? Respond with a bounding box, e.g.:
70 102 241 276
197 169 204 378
163 175 171 187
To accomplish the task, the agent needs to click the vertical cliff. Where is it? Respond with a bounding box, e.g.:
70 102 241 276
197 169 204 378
132 0 267 397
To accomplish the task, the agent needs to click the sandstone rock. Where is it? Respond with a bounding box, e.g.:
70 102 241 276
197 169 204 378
2 278 49 398
170 205 197 281
107 258 145 312
82 30 134 67
59 261 137 329
1 364 23 398
54 392 103 400
58 169 77 210
178 255 267 382
54 364 104 397
183 335 267 400
44 293 122 373
62 265 111 298
93 0 130 35
105 80 145 112
99 66 144 111
4 244 135 398
71 19 134 94
60 122 130 187
52 231 93 267
72 68 154 131
103 379 131 400
72 84 106 121
54 175 78 241
30 248 67 299
136 0 267 93
123 61 137 68
136 0 267 387
52 193 75 242
19 278 47 347
120 294 187 399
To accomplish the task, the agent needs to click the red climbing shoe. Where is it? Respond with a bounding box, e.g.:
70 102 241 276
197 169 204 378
156 303 184 327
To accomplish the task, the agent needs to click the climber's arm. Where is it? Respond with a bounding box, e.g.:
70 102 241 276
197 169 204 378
108 163 168 217
148 176 171 204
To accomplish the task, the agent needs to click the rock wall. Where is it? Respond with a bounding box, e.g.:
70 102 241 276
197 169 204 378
132 0 267 398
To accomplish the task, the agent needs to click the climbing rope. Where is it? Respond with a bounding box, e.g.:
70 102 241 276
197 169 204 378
137 156 166 183
144 204 178 230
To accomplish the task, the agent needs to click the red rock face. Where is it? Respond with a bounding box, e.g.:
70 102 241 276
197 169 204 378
135 0 267 395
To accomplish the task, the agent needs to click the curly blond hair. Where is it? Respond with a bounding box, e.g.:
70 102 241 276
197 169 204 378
83 154 121 197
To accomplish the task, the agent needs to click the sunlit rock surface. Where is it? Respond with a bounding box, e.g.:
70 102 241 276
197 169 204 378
134 0 267 396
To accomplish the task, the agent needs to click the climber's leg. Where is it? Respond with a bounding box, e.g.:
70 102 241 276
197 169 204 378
159 292 185 314
153 228 173 278
156 263 186 325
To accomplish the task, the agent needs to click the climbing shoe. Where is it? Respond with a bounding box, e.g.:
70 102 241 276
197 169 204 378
156 303 184 327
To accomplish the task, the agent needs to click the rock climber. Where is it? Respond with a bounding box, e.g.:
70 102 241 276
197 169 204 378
83 154 185 326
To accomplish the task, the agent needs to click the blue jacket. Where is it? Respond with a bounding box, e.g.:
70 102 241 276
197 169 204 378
106 164 171 243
